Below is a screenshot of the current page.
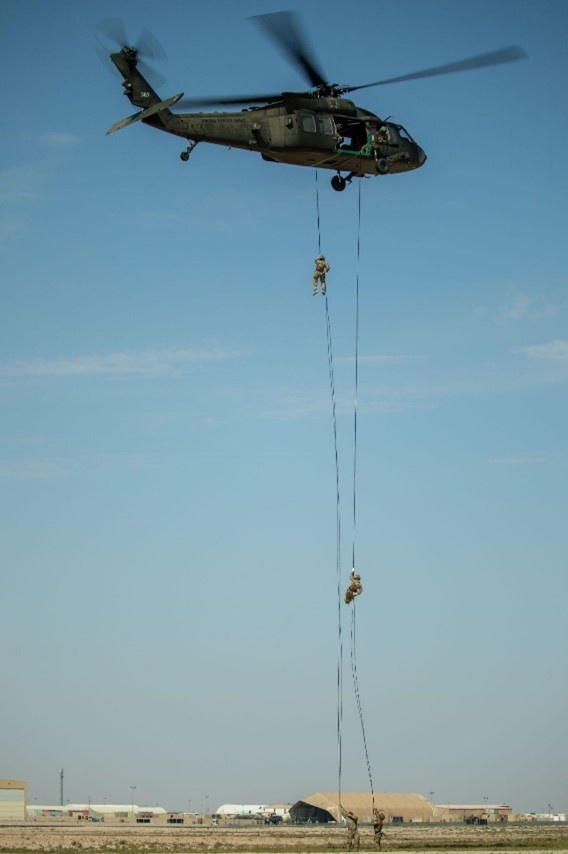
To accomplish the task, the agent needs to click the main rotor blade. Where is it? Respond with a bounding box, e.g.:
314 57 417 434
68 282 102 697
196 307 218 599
344 45 528 93
250 11 328 90
176 93 282 109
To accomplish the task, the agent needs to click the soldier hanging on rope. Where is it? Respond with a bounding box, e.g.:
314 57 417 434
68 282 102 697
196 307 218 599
312 254 330 295
340 807 360 851
344 568 363 604
373 810 386 849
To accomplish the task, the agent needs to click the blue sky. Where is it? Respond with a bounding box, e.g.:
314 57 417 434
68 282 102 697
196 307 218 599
1 0 567 816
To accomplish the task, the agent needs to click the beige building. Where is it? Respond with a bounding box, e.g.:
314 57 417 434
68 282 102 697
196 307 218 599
434 803 512 822
290 792 434 823
0 780 27 821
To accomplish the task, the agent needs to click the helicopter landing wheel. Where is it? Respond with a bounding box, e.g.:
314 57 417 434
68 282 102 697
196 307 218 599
331 174 347 192
180 141 198 162
376 157 389 175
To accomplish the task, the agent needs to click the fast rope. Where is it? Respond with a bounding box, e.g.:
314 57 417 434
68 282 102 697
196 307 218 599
315 173 375 817
315 170 344 811
350 180 375 813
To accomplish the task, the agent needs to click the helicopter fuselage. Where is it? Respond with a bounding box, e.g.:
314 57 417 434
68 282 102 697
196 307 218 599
109 49 426 184
166 99 426 177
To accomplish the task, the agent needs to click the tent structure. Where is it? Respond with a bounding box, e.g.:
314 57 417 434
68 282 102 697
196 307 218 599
290 792 434 824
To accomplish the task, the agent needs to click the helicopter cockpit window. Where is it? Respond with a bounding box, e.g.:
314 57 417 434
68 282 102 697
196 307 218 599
397 125 416 143
300 113 317 133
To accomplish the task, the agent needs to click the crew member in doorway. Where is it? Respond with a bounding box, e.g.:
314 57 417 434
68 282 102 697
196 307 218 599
313 254 330 295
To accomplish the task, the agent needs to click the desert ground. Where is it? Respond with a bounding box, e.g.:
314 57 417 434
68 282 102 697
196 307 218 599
1 821 568 853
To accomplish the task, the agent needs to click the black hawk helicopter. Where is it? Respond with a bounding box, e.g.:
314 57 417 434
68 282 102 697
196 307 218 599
98 12 527 192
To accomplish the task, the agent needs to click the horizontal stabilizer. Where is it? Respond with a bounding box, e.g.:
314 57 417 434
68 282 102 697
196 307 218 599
106 92 183 135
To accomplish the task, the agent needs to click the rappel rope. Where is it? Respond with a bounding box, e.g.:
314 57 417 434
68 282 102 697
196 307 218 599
350 181 375 813
315 170 344 813
315 173 374 819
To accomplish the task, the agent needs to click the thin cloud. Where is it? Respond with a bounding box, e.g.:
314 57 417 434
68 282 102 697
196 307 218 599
40 132 81 148
0 453 156 480
0 346 244 379
0 163 45 204
514 339 568 365
502 293 558 322
337 353 422 366
0 212 26 245
491 453 566 466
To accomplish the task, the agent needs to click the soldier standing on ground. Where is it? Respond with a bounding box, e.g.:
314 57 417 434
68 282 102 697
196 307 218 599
373 810 385 849
340 807 360 851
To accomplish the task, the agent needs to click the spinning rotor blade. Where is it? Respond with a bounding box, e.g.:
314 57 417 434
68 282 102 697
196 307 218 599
343 45 528 93
136 28 167 62
95 18 167 87
176 92 282 109
250 11 328 90
95 39 122 79
96 19 167 59
97 18 130 49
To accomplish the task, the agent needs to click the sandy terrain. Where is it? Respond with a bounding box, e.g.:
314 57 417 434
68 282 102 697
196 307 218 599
1 821 567 853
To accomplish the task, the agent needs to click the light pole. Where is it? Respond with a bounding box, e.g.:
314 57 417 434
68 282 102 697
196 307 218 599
130 786 137 820
428 791 435 802
205 795 209 816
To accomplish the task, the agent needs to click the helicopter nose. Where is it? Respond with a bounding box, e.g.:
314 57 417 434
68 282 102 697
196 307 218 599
416 145 427 166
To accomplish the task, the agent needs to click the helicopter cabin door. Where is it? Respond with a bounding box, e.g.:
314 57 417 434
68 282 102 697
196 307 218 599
295 112 337 151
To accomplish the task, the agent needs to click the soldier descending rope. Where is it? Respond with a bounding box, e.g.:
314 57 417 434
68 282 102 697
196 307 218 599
313 254 330 295
344 569 363 604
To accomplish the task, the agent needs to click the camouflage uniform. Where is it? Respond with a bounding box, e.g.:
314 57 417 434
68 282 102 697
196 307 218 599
373 811 385 849
341 809 360 851
344 569 363 604
313 255 330 295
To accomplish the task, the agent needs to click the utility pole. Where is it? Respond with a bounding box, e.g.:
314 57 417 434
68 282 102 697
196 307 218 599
59 769 64 807
130 786 137 820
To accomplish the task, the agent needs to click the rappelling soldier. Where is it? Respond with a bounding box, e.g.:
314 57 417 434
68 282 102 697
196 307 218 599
373 810 386 849
313 254 330 295
344 569 363 604
340 807 360 851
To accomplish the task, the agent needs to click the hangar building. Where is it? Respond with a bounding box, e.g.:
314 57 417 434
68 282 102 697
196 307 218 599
290 792 434 823
0 780 27 821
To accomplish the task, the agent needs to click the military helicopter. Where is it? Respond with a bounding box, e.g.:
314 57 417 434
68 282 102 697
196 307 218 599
98 12 527 192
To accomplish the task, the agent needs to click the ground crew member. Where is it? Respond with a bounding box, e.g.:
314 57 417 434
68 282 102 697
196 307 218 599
313 254 330 295
373 810 385 849
340 807 360 851
344 569 363 604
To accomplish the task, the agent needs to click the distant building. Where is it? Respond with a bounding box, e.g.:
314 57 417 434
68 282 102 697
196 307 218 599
434 804 512 823
0 780 27 821
26 804 168 821
290 792 434 823
216 804 268 818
